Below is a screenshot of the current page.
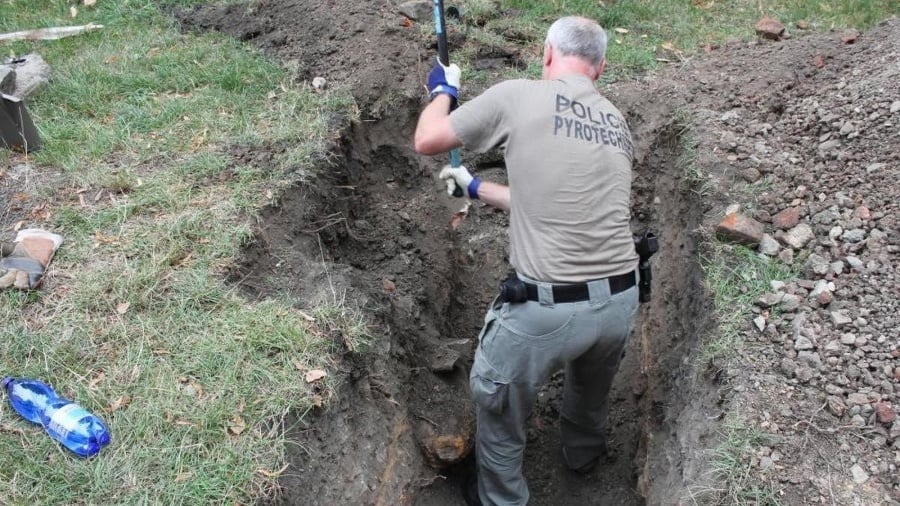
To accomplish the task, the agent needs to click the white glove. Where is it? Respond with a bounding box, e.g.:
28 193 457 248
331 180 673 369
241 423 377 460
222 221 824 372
439 165 476 198
438 59 461 91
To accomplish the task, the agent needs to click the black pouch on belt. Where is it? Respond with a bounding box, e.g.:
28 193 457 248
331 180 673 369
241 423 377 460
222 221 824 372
498 272 528 303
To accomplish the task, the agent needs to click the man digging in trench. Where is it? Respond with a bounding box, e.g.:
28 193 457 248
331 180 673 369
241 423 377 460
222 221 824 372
415 16 640 506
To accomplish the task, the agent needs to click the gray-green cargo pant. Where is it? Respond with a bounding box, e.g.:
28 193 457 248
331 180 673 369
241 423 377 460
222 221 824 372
470 272 639 506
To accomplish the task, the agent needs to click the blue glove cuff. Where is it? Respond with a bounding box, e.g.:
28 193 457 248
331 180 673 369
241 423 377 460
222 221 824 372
468 177 482 200
429 84 459 101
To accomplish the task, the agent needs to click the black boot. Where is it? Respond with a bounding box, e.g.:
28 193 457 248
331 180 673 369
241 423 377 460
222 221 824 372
461 473 483 506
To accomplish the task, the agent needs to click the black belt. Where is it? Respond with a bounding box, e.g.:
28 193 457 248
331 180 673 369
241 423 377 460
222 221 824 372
524 271 636 303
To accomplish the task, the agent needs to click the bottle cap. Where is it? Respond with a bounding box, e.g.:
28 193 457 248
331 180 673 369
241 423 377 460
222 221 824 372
1 377 11 389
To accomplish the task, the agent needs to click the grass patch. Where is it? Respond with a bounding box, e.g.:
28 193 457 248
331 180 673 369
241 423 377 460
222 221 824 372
452 0 896 81
698 240 798 368
696 421 782 505
672 109 715 197
1 0 357 503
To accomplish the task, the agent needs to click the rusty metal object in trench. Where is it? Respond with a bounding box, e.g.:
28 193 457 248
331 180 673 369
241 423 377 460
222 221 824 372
411 382 475 469
415 412 475 467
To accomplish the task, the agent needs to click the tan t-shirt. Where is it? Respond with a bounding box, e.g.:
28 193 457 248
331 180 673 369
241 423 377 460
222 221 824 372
450 74 638 283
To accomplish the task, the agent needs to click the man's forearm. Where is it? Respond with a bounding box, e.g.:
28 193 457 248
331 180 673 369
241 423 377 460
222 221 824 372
476 181 510 212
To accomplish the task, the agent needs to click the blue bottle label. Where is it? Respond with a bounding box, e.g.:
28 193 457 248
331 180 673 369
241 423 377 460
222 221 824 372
47 403 89 439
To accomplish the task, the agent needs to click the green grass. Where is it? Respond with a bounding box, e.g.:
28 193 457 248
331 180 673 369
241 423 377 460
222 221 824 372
698 240 798 369
1 0 357 503
671 109 716 198
453 0 897 81
698 422 782 505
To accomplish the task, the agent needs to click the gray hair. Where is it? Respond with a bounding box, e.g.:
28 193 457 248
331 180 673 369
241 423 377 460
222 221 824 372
545 17 608 66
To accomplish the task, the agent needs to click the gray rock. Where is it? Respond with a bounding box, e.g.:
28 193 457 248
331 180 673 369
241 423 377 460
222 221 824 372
867 229 887 248
827 395 847 416
835 191 854 209
828 225 844 244
842 228 867 243
850 464 869 484
845 256 864 271
865 162 885 174
756 292 784 308
398 0 434 21
778 248 794 264
311 76 327 90
794 336 814 350
818 139 841 152
798 350 822 369
824 340 843 355
740 167 762 182
781 293 801 312
812 207 840 225
824 383 844 395
2 53 50 99
840 333 857 345
429 346 460 373
891 421 900 440
829 261 845 275
891 101 900 113
805 253 830 275
847 392 869 405
779 223 815 249
780 358 798 377
796 367 815 382
758 234 781 256
753 315 767 332
809 280 829 298
815 289 834 306
770 280 786 291
828 226 843 241
831 311 852 327
720 109 741 122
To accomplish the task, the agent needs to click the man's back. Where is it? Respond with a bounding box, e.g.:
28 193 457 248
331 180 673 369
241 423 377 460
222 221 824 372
450 75 638 282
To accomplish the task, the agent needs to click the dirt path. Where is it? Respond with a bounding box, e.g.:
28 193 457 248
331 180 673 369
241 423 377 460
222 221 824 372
173 3 899 505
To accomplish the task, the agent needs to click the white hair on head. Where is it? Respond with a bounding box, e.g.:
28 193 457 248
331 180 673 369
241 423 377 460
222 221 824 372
545 16 608 66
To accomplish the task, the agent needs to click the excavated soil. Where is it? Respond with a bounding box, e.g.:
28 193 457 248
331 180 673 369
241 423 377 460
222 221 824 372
2 2 896 505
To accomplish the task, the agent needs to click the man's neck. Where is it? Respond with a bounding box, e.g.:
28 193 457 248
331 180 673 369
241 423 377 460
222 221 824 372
544 56 597 81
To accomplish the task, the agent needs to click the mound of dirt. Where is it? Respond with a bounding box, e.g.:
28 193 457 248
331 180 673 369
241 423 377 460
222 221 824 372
644 19 900 504
175 0 429 115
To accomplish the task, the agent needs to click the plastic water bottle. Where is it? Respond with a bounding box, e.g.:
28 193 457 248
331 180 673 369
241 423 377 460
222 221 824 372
2 377 111 457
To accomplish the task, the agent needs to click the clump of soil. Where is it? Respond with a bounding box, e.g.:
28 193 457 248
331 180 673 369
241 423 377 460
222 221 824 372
173 2 900 505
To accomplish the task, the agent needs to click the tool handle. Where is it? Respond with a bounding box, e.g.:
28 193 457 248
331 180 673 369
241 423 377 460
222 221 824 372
433 0 450 66
433 0 464 197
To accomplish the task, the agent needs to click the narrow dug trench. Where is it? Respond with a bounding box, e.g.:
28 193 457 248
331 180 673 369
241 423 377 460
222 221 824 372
228 89 721 505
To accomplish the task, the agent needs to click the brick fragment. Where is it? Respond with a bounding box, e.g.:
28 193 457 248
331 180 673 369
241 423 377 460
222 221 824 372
755 17 786 40
772 207 801 229
716 213 765 246
875 402 896 424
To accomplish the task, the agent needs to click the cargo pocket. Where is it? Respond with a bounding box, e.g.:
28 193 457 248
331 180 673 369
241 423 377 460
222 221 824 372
469 352 509 416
